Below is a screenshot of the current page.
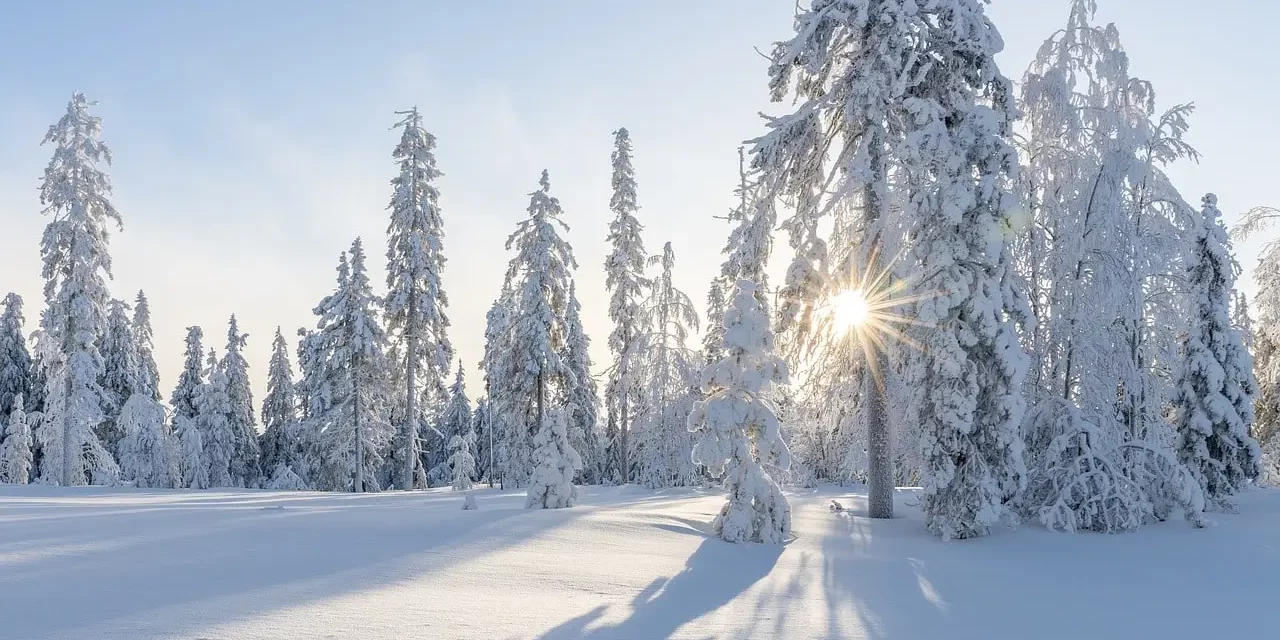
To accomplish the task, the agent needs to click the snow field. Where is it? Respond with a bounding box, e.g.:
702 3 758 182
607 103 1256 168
2 484 1277 639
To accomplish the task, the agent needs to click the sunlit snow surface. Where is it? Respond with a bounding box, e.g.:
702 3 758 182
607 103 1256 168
1 484 1276 639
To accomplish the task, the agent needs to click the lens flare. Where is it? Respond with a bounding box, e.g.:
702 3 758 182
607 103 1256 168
831 289 871 334
805 243 940 390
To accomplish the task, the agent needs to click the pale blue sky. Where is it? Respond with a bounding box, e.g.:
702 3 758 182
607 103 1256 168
2 0 1276 404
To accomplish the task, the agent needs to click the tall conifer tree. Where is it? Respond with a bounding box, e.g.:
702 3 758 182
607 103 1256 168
222 315 261 486
0 294 34 438
603 129 647 483
385 107 453 490
35 93 122 486
501 170 577 487
131 291 161 402
562 282 603 484
1175 195 1262 509
171 327 204 423
260 327 302 483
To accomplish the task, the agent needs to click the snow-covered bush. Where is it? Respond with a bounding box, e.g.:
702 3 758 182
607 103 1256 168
1123 443 1206 528
525 409 582 509
116 395 178 489
0 395 33 484
1261 440 1280 487
1023 398 1207 532
176 415 209 490
449 433 476 491
1022 399 1148 533
689 280 791 544
265 463 309 491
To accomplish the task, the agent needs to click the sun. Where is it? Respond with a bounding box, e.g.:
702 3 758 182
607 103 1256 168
832 288 871 334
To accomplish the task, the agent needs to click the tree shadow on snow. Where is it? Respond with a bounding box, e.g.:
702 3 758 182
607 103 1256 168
0 488 585 640
539 536 784 640
797 490 1032 640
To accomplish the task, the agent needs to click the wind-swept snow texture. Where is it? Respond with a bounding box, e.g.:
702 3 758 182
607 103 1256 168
0 485 1276 639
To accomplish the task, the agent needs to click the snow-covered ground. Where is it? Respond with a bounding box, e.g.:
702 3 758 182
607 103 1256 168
1 484 1276 640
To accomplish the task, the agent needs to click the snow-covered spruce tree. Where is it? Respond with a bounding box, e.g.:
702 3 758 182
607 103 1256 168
1233 291 1253 351
99 298 142 456
35 94 124 487
501 171 577 488
294 331 325 490
0 395 33 484
418 383 450 486
633 242 701 488
131 291 161 402
472 397 493 485
562 282 604 484
385 107 453 490
310 240 394 492
903 3 1033 541
716 149 775 308
1253 327 1280 449
0 294 34 438
194 349 236 487
1174 194 1262 509
170 326 204 422
689 280 791 544
428 364 472 486
603 128 648 484
701 280 729 367
449 432 476 491
259 327 305 486
175 415 209 490
526 408 582 509
295 328 325 424
704 147 776 361
378 342 407 488
304 251 353 491
116 394 178 488
479 289 517 488
221 315 261 487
